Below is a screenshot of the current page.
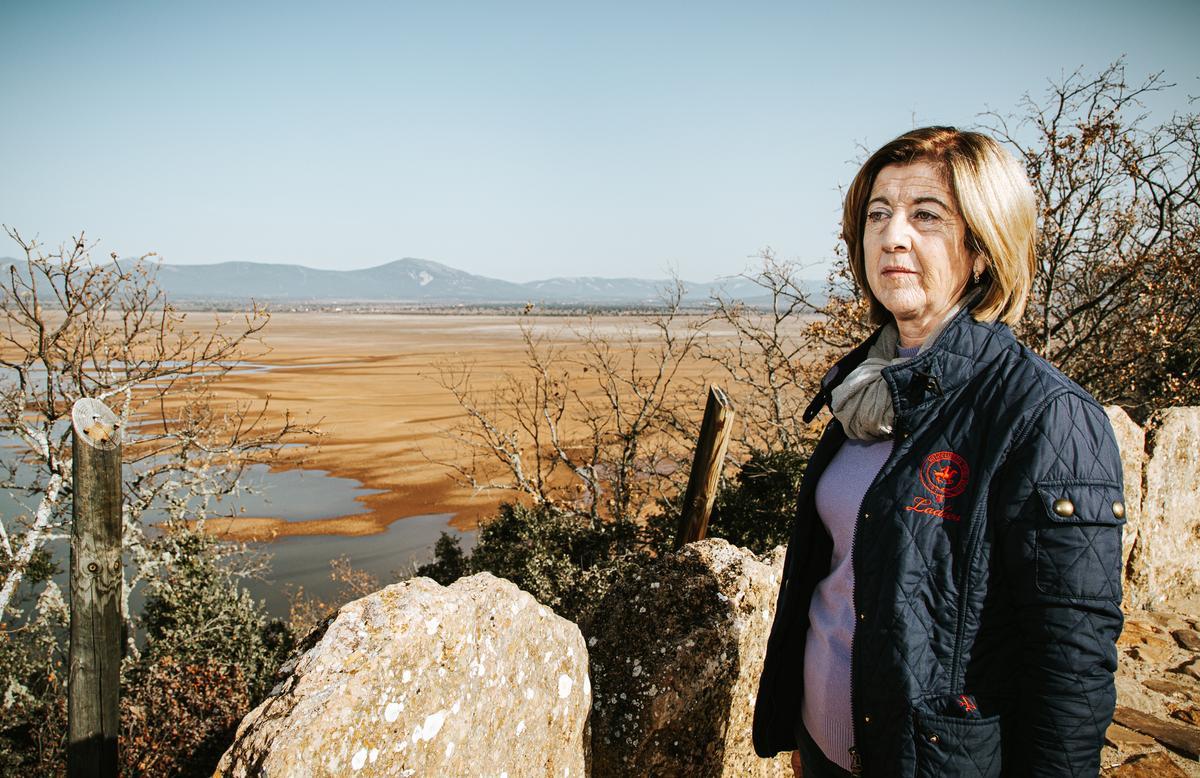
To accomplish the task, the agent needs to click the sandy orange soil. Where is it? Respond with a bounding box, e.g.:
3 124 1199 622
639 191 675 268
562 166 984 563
179 312 739 540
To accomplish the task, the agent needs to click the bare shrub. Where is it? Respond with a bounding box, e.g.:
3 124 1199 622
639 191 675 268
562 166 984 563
285 555 384 638
984 61 1200 419
430 281 707 525
702 248 871 456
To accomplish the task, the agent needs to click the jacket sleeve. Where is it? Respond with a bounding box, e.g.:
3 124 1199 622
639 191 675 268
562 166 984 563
998 390 1124 777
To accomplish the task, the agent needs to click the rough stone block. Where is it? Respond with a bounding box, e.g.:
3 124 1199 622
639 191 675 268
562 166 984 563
1113 705 1200 760
1105 406 1147 607
582 538 790 777
1175 658 1200 683
1143 407 1200 608
217 573 590 777
1102 751 1189 777
1105 722 1157 749
1173 629 1200 652
1169 706 1200 727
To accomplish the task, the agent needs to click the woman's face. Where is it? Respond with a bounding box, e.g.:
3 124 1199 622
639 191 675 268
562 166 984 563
862 160 983 344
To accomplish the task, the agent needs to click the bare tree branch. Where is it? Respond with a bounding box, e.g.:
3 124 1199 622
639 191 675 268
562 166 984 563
0 228 319 639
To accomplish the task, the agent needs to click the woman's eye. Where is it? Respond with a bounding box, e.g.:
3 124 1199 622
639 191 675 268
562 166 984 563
913 210 940 222
867 210 889 222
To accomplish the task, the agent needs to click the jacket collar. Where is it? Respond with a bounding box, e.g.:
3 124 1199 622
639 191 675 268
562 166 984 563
803 295 1013 432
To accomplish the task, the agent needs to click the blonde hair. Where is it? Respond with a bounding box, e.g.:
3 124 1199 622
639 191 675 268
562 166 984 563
842 126 1037 326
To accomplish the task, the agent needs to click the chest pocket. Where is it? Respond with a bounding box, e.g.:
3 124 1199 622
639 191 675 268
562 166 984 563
1033 481 1125 601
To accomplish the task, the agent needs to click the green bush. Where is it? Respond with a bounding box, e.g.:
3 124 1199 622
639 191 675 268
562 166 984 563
643 448 807 557
0 525 296 776
705 448 807 555
0 561 69 775
417 503 652 626
414 532 469 587
114 526 294 774
135 527 294 702
419 450 807 624
120 657 253 777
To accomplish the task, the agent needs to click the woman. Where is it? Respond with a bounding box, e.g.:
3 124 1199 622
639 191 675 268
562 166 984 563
753 127 1125 777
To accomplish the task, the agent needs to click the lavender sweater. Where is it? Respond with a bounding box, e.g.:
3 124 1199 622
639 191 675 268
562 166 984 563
796 344 917 770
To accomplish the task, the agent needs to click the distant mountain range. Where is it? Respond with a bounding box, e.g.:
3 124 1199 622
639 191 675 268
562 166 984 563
0 256 822 307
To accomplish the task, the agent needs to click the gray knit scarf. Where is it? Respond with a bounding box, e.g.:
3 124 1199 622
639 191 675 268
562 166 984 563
830 304 963 440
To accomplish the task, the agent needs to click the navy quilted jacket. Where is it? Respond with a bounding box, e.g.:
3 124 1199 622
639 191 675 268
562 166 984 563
753 304 1125 777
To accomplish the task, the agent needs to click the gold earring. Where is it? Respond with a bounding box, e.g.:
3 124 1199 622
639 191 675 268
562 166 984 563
973 267 983 284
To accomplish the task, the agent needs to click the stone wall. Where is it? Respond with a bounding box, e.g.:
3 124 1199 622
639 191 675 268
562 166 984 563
1107 406 1200 610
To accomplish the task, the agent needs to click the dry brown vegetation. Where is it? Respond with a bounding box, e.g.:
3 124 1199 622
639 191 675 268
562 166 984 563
986 61 1200 420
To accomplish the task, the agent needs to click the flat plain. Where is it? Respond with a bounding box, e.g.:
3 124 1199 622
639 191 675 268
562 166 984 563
195 311 733 539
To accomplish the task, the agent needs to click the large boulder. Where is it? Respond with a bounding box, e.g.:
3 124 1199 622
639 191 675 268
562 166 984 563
582 538 790 777
217 573 590 777
1105 406 1148 608
1142 407 1200 610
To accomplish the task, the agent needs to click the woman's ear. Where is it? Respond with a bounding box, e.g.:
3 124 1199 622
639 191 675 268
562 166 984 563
965 232 987 281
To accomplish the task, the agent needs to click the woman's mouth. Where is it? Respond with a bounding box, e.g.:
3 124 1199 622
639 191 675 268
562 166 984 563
881 266 918 277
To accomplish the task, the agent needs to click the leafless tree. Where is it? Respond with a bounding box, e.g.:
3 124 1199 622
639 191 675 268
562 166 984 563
431 281 708 525
984 61 1200 419
0 228 317 638
701 248 872 454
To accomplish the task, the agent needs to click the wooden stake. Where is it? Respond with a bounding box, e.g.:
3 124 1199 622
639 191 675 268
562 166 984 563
675 385 734 549
68 398 122 778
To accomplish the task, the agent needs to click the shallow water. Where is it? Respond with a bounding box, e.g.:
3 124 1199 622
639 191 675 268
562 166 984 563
245 512 477 619
0 441 474 621
0 451 380 525
207 463 385 522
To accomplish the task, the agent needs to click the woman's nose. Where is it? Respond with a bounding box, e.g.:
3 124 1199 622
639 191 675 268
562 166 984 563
881 213 912 252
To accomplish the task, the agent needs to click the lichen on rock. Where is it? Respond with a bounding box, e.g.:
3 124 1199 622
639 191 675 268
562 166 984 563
216 573 590 777
582 538 790 777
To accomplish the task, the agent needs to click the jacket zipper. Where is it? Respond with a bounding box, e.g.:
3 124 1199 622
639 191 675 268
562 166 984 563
848 428 903 776
949 495 989 690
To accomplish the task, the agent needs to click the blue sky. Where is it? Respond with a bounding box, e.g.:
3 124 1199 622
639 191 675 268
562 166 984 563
1 0 1197 281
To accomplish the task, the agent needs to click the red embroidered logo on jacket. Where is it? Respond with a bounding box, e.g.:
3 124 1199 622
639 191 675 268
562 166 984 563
904 451 970 522
919 451 969 499
905 496 961 522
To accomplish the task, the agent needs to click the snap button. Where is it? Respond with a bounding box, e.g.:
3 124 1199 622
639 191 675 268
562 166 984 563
858 612 866 621
927 733 940 745
1112 500 1125 519
1053 498 1075 517
862 512 871 521
863 715 871 724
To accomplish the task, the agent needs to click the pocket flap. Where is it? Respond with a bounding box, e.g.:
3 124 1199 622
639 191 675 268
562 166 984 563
1035 481 1125 525
912 701 1003 777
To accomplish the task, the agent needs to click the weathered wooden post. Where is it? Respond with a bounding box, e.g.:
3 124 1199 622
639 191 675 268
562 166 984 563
674 385 734 549
68 398 122 778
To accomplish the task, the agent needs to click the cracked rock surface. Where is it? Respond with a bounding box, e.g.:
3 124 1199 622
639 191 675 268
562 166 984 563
1113 406 1200 610
216 573 590 777
1103 609 1200 776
